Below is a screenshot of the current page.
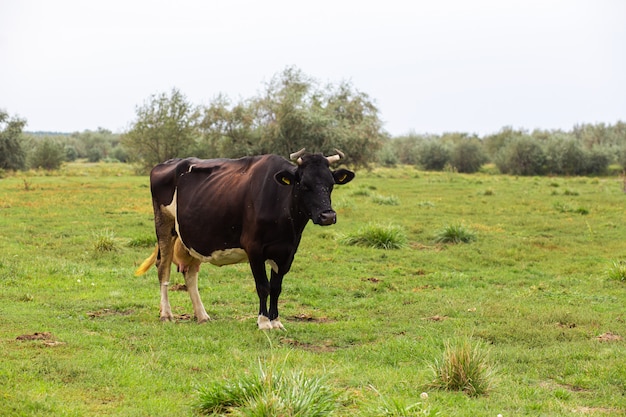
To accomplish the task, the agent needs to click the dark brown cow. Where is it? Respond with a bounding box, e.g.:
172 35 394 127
135 149 354 330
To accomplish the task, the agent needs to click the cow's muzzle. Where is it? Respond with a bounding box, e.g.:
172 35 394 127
317 210 337 226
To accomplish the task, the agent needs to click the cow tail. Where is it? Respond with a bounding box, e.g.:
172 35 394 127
135 245 159 276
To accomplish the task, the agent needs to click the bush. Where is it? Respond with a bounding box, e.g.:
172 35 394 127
0 111 27 171
495 136 545 176
430 339 496 397
28 138 65 170
544 137 586 175
418 141 451 171
450 141 487 173
341 223 407 249
377 143 399 167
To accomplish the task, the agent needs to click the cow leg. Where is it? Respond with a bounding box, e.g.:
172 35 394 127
183 260 210 323
250 260 274 330
268 270 285 330
157 235 175 321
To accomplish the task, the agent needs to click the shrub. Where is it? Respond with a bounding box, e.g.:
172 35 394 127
495 136 545 176
450 141 487 173
433 224 476 244
430 339 496 397
196 366 338 417
341 224 407 249
418 141 451 171
29 138 65 170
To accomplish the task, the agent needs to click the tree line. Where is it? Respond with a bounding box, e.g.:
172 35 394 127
2 67 626 175
381 123 626 175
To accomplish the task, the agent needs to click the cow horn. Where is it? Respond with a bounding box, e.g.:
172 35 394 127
326 149 344 164
290 148 306 165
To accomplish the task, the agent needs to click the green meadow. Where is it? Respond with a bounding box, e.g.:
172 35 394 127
1 163 625 416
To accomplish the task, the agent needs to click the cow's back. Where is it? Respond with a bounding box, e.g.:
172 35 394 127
169 155 295 258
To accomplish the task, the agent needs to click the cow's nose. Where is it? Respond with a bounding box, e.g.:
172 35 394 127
318 210 336 226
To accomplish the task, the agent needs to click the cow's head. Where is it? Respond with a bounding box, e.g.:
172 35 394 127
274 149 355 225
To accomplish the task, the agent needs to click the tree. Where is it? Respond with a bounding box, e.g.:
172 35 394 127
418 140 450 171
123 88 200 169
450 141 487 173
495 136 545 176
0 110 27 170
29 138 65 170
199 67 385 167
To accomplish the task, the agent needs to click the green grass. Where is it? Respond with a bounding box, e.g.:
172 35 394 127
1 163 625 416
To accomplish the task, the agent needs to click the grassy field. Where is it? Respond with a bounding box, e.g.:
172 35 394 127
1 162 625 416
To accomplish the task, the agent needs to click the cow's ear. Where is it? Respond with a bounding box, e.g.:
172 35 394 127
332 169 355 185
274 170 297 186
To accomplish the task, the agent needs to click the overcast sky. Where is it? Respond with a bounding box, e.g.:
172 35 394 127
1 0 625 136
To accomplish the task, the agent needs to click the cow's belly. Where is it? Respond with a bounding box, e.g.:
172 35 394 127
189 247 248 266
187 246 278 273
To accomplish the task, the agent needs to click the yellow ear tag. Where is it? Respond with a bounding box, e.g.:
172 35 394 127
339 174 347 182
281 177 291 185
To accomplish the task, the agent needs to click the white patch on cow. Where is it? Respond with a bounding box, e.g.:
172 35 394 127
163 189 177 219
189 247 249 266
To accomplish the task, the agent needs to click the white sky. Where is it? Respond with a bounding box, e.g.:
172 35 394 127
1 0 625 136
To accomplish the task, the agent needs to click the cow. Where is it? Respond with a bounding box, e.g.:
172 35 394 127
134 149 355 330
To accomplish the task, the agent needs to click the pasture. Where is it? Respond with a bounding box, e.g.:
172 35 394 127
0 163 625 416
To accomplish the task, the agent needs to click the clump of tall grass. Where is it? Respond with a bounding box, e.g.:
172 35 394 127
371 194 400 206
196 365 338 416
429 339 496 397
433 224 476 244
607 260 626 282
92 229 119 252
340 224 407 249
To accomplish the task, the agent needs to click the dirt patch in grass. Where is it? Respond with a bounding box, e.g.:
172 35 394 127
169 284 188 291
280 337 337 352
16 332 65 347
596 332 622 342
422 315 448 322
16 332 53 341
87 308 134 318
290 313 333 323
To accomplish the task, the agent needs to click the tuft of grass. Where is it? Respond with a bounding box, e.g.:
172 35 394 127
429 339 496 397
371 194 400 206
607 260 626 282
92 229 120 252
433 224 476 244
340 223 407 249
196 365 338 417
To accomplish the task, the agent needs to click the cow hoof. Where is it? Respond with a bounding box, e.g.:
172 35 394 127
196 314 211 324
271 319 286 330
160 315 174 322
257 315 273 330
